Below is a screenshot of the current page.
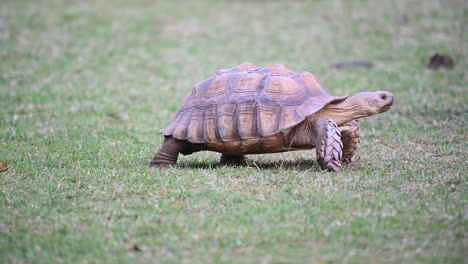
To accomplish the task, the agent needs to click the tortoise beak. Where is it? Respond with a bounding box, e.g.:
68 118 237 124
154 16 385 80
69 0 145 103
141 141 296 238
378 91 393 112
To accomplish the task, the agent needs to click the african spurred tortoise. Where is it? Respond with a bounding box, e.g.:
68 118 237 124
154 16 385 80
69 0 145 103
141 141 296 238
151 62 393 172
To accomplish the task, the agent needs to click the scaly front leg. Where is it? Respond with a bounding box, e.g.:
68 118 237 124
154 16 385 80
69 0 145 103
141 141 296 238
339 120 360 164
312 118 343 172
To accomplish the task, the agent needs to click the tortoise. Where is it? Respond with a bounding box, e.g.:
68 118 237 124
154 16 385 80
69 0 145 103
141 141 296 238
151 62 393 172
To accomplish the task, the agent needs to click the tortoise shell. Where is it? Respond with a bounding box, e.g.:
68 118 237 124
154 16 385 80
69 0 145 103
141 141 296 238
161 62 346 144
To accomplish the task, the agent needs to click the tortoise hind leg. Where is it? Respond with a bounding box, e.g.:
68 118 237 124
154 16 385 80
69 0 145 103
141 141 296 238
220 154 246 166
312 118 343 172
150 137 185 168
339 120 360 164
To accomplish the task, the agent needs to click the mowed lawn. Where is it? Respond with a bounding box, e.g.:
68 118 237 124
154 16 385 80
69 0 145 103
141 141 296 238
0 0 466 263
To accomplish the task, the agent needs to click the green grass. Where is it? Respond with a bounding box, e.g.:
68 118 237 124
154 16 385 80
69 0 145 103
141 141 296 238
0 0 466 263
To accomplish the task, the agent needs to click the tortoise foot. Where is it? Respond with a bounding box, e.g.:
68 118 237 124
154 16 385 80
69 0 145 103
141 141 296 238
149 160 174 168
220 154 246 166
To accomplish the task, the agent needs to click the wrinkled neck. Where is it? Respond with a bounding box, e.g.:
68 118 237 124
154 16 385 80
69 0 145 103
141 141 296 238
313 97 368 125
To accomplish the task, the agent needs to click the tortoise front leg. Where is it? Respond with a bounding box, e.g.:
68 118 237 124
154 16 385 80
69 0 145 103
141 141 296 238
312 118 343 172
339 120 360 164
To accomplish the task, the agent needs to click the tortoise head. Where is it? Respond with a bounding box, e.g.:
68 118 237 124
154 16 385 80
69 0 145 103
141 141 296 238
319 91 394 125
350 91 394 115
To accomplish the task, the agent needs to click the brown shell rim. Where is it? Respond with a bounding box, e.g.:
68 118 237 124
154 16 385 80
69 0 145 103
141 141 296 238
160 95 348 142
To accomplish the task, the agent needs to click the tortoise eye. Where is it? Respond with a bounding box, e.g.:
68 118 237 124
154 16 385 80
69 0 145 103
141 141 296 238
380 94 387 100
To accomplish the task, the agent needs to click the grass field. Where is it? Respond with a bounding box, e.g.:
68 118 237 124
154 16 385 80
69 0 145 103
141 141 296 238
0 0 466 263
